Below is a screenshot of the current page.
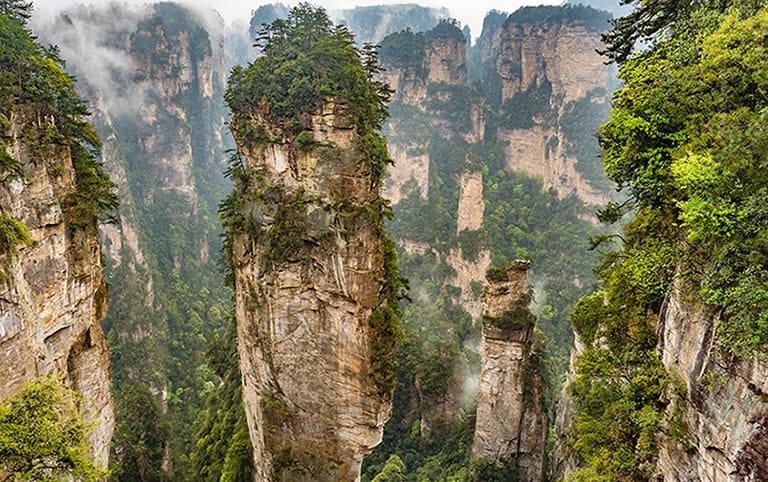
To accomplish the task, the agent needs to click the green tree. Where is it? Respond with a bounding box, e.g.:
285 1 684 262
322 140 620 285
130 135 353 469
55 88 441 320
109 383 169 482
570 1 768 478
371 454 406 482
0 377 107 481
0 0 32 24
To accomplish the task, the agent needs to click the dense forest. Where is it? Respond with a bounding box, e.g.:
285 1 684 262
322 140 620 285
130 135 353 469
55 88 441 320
3 0 768 480
567 0 768 479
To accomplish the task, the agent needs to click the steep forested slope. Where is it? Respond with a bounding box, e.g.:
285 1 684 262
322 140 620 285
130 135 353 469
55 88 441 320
363 6 615 480
563 1 768 480
36 3 234 478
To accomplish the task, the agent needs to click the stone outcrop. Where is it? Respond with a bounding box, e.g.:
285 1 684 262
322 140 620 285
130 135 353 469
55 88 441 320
550 332 585 479
472 261 547 481
481 12 612 205
381 25 472 203
495 21 607 106
654 283 768 481
231 101 394 481
0 115 114 465
456 171 484 233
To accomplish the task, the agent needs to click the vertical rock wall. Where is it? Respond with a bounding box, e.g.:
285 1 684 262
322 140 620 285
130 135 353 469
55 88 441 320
654 284 768 481
232 102 394 481
0 116 114 465
480 12 613 205
472 262 547 481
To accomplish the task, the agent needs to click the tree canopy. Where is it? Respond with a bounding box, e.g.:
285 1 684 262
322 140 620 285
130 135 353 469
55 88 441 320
0 377 106 481
569 1 768 478
226 3 391 138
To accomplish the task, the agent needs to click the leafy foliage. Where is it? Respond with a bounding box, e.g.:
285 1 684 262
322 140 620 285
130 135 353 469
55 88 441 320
0 214 32 258
0 13 117 227
598 3 768 356
0 0 31 25
190 319 254 482
226 3 391 140
569 2 768 478
0 377 107 481
380 29 426 71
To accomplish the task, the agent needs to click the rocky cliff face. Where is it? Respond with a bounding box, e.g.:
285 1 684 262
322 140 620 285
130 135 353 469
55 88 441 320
230 101 395 481
471 262 547 481
38 3 234 475
0 115 114 465
480 8 613 205
654 284 768 481
375 8 609 448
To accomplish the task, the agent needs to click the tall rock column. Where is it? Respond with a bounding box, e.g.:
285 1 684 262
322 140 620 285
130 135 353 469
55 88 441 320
471 261 547 481
224 8 401 480
0 17 116 464
230 100 397 481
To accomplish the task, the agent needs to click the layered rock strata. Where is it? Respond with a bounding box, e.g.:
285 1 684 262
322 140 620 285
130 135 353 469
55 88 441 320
654 284 768 481
0 116 114 464
472 261 547 481
231 101 394 481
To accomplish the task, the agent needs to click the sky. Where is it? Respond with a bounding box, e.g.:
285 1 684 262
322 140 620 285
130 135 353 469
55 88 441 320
32 0 565 38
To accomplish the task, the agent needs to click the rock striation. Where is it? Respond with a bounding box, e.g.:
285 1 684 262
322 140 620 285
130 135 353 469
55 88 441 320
0 115 114 465
230 99 397 481
654 283 768 481
38 4 234 475
479 9 613 205
472 261 547 481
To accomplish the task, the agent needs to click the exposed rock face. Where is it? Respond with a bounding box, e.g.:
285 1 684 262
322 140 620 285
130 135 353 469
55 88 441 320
496 22 606 106
426 35 467 86
0 116 114 465
484 14 612 205
382 144 429 204
381 28 471 203
654 284 768 481
550 332 585 479
498 123 608 206
232 102 393 481
457 171 484 233
472 262 547 481
416 357 469 437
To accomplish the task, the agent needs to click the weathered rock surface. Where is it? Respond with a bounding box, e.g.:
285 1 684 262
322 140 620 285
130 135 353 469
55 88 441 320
232 101 393 481
496 22 607 106
485 15 612 205
472 262 547 481
498 123 608 206
0 115 114 465
456 171 484 233
381 27 470 202
654 284 768 481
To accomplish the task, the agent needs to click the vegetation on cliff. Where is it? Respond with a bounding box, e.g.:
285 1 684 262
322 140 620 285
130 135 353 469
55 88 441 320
57 3 236 479
366 8 610 480
0 6 117 229
0 377 106 481
569 1 768 478
223 4 404 397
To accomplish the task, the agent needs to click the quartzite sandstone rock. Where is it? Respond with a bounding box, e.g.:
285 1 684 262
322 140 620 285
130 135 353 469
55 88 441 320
232 101 394 481
654 283 768 481
0 114 114 465
472 262 547 481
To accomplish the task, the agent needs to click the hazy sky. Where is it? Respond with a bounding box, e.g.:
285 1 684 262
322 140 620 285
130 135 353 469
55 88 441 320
33 0 565 38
